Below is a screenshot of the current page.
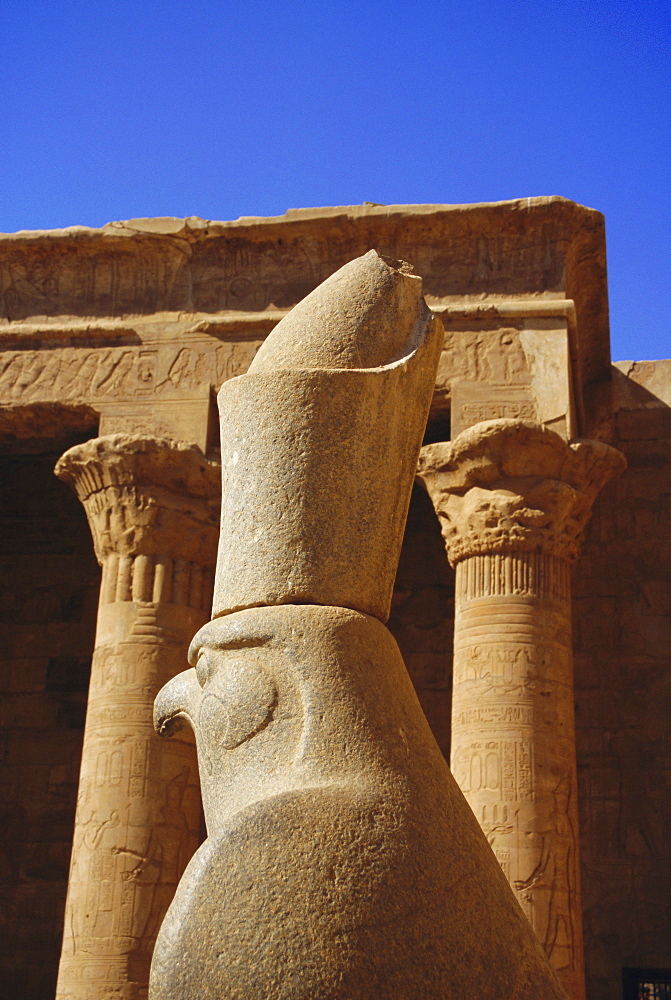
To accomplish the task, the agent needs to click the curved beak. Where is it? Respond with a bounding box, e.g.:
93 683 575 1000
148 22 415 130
154 668 202 738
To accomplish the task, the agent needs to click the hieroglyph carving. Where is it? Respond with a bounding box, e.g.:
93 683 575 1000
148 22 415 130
0 338 263 405
451 590 579 978
438 327 532 387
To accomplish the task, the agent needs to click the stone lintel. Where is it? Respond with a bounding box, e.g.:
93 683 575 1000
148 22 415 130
0 198 611 416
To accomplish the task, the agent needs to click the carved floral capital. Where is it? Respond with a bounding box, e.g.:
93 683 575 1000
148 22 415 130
55 434 221 565
418 419 625 565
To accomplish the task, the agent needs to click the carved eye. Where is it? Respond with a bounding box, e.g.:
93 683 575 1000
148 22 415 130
197 659 277 755
195 651 211 689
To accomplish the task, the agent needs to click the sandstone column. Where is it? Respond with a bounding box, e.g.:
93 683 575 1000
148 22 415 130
418 419 625 1000
54 434 220 1000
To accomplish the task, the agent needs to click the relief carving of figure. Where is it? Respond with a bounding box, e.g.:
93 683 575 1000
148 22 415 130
513 775 578 971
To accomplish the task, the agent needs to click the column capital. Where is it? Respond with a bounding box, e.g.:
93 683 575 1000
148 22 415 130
55 433 221 565
418 419 625 566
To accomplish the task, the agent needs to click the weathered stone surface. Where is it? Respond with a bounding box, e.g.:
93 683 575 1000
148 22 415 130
148 257 568 1000
418 419 625 1000
150 605 566 1000
213 251 444 622
53 436 220 1000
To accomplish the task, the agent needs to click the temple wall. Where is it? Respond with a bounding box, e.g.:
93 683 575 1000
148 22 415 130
0 441 100 999
388 483 455 761
575 360 671 1000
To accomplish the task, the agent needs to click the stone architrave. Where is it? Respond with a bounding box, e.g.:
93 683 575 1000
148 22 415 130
54 435 220 1000
418 419 626 1000
148 253 568 1000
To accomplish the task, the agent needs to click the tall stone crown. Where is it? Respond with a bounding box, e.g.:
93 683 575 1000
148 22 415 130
212 250 444 622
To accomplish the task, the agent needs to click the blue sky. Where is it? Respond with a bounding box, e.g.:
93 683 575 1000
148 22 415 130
1 0 668 362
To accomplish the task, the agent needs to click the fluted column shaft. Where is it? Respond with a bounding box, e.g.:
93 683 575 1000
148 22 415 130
54 435 220 1000
419 419 625 1000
